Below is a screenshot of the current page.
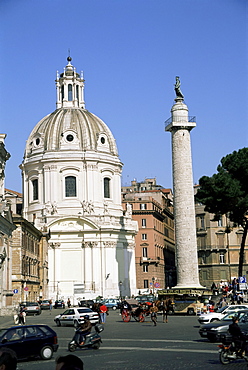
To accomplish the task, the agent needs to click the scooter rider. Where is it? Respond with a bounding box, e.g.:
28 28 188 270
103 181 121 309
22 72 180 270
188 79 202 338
78 315 92 346
229 316 248 357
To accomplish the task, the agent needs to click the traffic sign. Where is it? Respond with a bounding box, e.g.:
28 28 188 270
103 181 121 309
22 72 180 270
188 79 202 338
13 289 18 294
24 287 28 291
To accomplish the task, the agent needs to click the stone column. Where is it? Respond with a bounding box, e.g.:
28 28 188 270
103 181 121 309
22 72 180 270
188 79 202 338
165 97 202 288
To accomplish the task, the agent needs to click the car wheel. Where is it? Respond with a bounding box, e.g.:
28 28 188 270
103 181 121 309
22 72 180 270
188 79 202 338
187 308 195 315
55 319 61 327
112 306 117 310
40 346 53 360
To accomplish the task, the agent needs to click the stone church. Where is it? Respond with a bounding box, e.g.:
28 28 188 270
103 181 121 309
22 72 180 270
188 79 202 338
21 57 138 302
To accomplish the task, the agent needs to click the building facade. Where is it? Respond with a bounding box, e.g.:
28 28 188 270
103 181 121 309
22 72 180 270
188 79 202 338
21 57 138 302
122 180 176 293
195 189 248 289
0 135 16 315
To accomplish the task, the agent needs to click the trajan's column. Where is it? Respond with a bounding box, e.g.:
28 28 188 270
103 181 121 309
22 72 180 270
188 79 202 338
165 77 202 288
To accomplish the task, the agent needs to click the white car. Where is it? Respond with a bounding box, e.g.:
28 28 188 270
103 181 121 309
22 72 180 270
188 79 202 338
198 304 248 324
54 307 99 327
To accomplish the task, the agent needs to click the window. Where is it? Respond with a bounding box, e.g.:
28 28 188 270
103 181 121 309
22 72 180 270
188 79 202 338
76 85 79 100
65 176 76 197
219 254 225 264
68 84 72 101
142 247 148 258
140 203 147 210
32 179 38 201
141 219 146 227
104 178 110 198
143 264 148 273
218 217 223 227
144 280 149 289
142 234 147 240
61 85 64 100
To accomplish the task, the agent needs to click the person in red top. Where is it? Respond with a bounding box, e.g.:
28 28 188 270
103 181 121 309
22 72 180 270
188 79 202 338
99 303 108 323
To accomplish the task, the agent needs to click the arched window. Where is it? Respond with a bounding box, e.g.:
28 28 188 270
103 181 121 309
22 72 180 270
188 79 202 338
65 176 76 197
32 179 38 201
68 84 73 101
76 85 79 101
104 177 110 198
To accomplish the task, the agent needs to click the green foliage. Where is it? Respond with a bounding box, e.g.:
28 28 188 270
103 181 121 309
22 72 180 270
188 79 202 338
196 148 248 226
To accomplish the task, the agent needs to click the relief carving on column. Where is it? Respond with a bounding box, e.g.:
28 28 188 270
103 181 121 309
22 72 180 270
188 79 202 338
48 242 61 249
81 241 98 248
103 241 116 248
80 200 94 215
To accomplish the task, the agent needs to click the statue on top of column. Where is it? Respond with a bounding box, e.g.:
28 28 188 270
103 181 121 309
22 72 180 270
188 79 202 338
174 76 184 99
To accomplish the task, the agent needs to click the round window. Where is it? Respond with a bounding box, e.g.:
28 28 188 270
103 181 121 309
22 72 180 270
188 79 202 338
35 138 40 146
101 137 105 144
66 134 74 142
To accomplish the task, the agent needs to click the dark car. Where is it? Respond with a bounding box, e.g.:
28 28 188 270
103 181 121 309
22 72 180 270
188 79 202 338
20 301 41 316
54 300 65 309
40 300 50 310
0 324 58 360
199 310 248 342
78 300 94 309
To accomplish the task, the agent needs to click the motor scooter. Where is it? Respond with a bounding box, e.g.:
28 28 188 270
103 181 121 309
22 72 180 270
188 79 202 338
218 335 248 365
68 323 104 352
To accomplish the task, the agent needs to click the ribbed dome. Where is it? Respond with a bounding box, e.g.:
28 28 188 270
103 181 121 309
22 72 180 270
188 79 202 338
25 107 118 158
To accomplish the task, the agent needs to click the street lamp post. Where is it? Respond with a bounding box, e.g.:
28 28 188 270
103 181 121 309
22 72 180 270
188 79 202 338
119 281 123 299
152 277 155 296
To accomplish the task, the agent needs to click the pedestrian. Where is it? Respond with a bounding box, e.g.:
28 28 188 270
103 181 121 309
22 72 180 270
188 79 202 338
55 354 84 370
0 347 17 370
150 303 158 326
67 298 71 308
18 306 26 325
49 299 53 314
99 303 108 323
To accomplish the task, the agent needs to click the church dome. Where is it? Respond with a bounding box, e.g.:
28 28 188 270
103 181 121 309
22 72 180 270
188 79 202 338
25 107 118 157
24 57 118 159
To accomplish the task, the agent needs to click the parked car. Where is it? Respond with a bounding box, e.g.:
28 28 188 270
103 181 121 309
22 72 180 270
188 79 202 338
102 298 120 310
199 309 248 342
54 307 99 327
0 324 58 360
198 304 248 324
40 300 50 310
20 302 41 316
78 300 94 309
54 300 65 309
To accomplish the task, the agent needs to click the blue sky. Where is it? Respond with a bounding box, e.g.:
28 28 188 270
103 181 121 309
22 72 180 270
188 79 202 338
0 0 247 193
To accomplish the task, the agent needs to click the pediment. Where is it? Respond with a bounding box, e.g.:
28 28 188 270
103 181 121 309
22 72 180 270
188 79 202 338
48 216 98 232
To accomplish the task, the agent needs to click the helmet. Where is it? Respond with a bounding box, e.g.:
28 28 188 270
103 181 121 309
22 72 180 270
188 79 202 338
84 315 90 320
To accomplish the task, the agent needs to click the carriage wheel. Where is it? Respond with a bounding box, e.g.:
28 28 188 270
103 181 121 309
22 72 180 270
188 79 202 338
122 311 131 322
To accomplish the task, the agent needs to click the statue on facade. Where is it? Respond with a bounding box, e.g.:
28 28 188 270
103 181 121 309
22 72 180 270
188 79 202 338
174 76 184 99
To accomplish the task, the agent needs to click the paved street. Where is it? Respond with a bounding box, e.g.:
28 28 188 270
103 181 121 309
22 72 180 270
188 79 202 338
0 309 247 369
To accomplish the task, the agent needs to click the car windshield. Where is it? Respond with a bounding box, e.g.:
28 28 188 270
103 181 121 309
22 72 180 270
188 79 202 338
216 306 228 313
222 311 247 321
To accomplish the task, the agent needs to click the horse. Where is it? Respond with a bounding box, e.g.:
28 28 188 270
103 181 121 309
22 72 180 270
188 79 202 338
155 298 174 323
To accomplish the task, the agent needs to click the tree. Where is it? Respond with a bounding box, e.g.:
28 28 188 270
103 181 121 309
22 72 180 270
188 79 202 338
196 148 248 277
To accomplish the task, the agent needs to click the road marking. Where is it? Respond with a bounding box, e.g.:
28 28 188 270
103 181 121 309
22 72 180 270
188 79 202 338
59 346 217 354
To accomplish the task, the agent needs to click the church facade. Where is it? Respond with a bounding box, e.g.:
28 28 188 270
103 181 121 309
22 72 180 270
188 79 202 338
21 57 138 302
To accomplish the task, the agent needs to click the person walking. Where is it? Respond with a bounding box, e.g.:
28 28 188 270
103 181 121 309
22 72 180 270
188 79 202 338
150 303 158 326
49 299 53 314
99 303 108 323
18 306 26 325
67 298 71 308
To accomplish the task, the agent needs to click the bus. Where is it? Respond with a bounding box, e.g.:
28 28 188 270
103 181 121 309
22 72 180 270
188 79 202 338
157 288 212 315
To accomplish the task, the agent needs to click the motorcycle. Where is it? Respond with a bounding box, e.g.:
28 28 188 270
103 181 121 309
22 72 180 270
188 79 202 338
68 323 104 352
218 337 248 365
